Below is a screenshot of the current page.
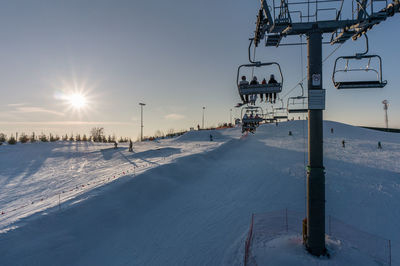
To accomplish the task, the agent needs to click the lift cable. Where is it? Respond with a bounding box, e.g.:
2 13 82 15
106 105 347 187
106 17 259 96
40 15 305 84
280 42 345 101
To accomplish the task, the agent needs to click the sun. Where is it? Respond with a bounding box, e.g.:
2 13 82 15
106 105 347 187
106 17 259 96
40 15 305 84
54 81 96 116
67 93 87 109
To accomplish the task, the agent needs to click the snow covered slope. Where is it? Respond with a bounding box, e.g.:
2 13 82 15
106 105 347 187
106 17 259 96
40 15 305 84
0 121 399 265
0 138 226 230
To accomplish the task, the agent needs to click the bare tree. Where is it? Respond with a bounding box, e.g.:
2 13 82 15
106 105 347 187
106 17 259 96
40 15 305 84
154 130 164 138
90 127 104 142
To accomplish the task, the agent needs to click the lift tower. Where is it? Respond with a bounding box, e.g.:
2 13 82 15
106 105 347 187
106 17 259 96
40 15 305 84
252 0 400 255
382 100 389 130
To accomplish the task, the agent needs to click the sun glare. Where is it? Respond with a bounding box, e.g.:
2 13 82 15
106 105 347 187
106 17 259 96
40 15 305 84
68 93 87 109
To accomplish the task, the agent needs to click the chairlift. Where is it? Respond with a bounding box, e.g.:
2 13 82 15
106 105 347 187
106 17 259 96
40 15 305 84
236 62 283 103
332 34 387 89
272 99 288 120
241 106 264 124
263 107 276 123
241 106 264 133
287 83 308 114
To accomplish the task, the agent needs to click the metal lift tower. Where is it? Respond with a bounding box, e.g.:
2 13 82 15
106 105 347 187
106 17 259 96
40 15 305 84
382 100 389 130
251 0 400 256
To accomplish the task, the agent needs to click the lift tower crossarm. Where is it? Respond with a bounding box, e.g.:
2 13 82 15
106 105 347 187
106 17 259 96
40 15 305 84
257 0 400 46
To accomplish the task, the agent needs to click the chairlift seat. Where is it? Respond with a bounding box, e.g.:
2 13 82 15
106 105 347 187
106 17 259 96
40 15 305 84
334 80 387 89
288 109 308 114
242 118 263 123
239 83 282 95
274 115 288 120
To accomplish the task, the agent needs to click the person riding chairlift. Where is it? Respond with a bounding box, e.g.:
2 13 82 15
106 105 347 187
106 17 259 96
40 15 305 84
250 76 259 85
250 77 259 105
260 78 267 102
242 113 249 129
268 74 278 103
249 94 257 105
255 113 261 126
239 75 249 103
243 113 249 122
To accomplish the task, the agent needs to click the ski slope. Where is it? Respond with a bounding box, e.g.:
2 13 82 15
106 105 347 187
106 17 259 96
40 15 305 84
0 130 228 231
0 121 399 265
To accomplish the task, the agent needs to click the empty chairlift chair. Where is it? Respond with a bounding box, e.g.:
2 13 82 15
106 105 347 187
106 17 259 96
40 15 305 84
272 99 288 120
287 83 308 114
236 62 283 103
332 35 387 89
264 107 276 123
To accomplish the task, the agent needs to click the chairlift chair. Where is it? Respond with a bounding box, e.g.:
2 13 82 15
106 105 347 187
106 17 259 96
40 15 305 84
272 99 288 120
236 62 283 103
263 107 276 123
287 83 308 114
241 106 264 133
332 55 387 89
241 106 264 124
332 34 387 89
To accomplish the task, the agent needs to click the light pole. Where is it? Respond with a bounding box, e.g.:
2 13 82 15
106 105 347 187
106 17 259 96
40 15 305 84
202 107 205 129
230 109 233 125
382 100 389 130
139 102 146 141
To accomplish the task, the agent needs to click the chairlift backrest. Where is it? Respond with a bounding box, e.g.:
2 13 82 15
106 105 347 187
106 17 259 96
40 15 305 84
240 106 264 118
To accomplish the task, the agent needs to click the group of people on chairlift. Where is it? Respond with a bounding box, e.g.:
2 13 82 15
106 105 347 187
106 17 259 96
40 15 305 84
242 111 262 133
239 74 278 104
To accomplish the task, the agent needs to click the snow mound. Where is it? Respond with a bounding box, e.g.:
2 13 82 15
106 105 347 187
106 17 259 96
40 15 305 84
174 129 227 142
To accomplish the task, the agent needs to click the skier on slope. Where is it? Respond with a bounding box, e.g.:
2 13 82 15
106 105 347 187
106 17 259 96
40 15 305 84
128 140 133 152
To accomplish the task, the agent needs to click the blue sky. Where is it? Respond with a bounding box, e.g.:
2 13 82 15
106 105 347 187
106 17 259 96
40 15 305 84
0 1 399 139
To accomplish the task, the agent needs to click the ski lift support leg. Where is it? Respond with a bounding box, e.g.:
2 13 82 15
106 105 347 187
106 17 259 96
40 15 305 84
306 30 326 255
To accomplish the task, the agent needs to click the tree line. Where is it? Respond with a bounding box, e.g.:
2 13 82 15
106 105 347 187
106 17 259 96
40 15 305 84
0 123 234 145
0 127 129 145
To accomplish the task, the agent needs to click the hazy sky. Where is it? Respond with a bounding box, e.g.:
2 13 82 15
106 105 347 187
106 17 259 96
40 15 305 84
0 0 399 139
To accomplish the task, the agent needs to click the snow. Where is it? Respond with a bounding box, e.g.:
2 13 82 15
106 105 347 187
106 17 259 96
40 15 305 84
249 234 381 266
0 121 399 265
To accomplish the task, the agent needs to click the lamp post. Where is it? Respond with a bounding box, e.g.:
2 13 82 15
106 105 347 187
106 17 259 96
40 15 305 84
230 109 233 125
139 102 146 141
202 107 205 129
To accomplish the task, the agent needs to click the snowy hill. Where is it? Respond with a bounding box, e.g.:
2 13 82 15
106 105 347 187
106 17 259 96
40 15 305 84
0 121 399 265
